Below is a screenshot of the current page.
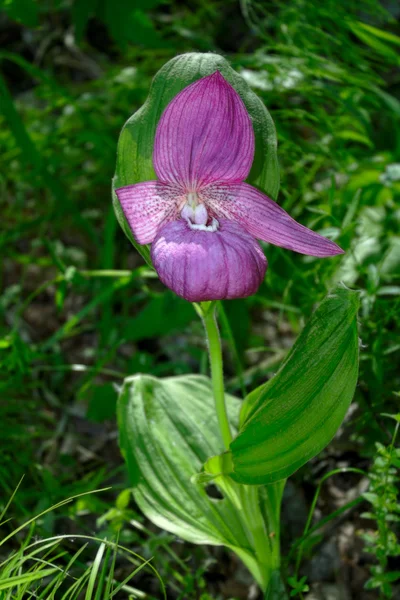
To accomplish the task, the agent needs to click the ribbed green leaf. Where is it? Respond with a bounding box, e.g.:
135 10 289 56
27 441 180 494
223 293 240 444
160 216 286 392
207 286 360 485
118 375 245 543
112 52 280 267
118 373 277 581
118 374 289 590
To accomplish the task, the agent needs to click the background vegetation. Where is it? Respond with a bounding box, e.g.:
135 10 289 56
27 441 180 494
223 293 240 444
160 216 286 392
1 0 399 598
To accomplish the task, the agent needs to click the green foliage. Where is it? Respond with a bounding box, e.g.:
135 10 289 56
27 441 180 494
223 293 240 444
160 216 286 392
0 484 166 599
205 287 359 485
2 0 39 27
118 374 243 546
72 0 167 49
287 575 309 597
359 414 400 598
3 0 167 49
117 372 285 590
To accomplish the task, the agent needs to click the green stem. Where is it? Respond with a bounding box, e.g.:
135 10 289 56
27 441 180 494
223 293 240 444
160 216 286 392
218 477 285 593
197 301 286 595
242 486 276 581
200 302 232 450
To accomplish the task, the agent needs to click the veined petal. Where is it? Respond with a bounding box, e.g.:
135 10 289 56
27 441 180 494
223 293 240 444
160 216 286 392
115 181 183 244
153 72 255 190
151 219 267 302
204 183 344 257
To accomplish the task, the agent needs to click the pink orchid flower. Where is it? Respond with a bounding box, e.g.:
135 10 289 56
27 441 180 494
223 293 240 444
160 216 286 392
116 72 343 302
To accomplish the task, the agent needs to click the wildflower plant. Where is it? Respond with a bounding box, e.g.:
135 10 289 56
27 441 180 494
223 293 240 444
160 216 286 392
359 413 400 598
113 53 360 596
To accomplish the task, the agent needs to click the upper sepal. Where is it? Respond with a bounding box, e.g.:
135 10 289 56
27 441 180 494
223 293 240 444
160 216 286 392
153 72 255 189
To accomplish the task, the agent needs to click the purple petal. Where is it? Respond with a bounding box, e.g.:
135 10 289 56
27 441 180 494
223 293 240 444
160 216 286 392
151 219 267 302
115 181 183 244
153 72 255 190
204 183 344 257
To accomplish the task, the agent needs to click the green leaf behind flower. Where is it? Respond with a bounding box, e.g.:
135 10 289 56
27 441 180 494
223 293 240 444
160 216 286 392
112 52 280 266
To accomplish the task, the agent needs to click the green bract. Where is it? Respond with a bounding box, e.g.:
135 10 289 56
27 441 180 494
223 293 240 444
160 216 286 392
205 286 360 485
112 52 280 266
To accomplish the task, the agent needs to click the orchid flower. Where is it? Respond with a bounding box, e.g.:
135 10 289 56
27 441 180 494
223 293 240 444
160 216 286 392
116 72 343 302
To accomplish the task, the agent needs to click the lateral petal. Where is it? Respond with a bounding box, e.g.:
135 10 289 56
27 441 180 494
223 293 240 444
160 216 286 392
115 181 183 244
153 72 254 190
204 183 344 257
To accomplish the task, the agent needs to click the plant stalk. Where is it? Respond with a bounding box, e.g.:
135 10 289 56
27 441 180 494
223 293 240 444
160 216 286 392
198 301 286 597
200 302 232 449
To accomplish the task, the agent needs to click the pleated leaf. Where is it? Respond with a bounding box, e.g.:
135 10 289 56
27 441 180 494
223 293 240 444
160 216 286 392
112 52 279 266
118 374 259 552
206 286 360 485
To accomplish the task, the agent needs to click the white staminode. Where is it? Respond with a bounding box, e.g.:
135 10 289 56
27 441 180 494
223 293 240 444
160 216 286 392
181 197 219 232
